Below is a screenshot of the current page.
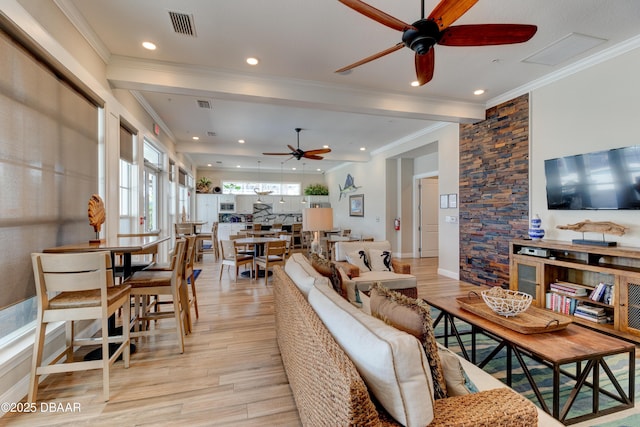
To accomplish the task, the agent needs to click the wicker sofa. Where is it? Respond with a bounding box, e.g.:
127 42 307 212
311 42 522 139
274 256 563 426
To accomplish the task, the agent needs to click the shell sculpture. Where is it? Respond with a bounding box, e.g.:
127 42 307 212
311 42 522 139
556 220 628 236
88 194 106 233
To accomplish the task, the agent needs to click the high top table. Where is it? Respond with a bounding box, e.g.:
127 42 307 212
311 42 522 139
44 234 170 359
425 293 635 425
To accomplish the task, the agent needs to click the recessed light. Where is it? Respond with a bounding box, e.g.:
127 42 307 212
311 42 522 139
316 168 322 172
142 41 156 50
236 165 241 168
410 81 420 87
323 145 329 149
246 57 259 66
473 89 485 96
192 136 200 140
360 147 366 151
292 167 297 171
207 163 212 167
238 139 245 144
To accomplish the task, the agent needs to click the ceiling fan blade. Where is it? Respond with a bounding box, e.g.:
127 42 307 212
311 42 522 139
336 43 404 73
304 148 332 156
428 0 478 30
263 152 293 156
303 154 325 160
415 49 435 86
439 24 537 46
287 144 298 152
338 0 415 32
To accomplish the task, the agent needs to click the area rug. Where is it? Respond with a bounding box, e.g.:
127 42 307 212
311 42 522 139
431 310 639 423
188 269 201 284
593 413 640 427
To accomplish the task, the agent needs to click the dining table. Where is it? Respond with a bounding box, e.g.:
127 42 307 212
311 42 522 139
43 234 170 359
235 236 281 277
245 229 283 237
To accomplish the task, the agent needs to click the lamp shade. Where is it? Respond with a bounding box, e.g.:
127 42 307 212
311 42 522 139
302 207 333 231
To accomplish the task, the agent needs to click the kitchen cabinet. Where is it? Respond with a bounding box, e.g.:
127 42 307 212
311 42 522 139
218 223 249 241
236 195 255 214
196 194 218 229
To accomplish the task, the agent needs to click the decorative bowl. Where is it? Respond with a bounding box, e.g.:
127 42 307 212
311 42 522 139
481 287 532 317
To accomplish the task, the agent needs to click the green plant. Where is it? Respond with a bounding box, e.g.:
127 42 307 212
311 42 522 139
196 176 213 192
304 183 329 195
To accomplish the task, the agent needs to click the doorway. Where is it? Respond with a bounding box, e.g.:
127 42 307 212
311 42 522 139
419 177 439 257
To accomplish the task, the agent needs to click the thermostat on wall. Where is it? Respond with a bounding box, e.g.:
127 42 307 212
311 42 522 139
519 247 550 257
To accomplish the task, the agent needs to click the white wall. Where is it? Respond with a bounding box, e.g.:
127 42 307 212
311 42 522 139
531 46 640 246
326 156 387 241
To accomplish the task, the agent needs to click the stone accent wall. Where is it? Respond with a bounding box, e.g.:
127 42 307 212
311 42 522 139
459 94 530 287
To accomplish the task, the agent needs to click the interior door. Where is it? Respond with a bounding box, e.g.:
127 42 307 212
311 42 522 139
420 177 439 257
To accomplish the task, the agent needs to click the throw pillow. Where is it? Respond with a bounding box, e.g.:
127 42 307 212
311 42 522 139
369 283 447 400
345 249 371 273
437 345 479 396
337 267 361 305
309 282 436 427
368 248 393 272
310 253 344 298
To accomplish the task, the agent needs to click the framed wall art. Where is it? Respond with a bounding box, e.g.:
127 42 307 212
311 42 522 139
349 194 364 217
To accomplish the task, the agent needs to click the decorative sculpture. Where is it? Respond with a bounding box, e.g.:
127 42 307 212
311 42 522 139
556 220 628 247
87 194 105 242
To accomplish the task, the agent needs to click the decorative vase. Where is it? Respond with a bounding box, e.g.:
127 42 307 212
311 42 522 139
528 214 545 240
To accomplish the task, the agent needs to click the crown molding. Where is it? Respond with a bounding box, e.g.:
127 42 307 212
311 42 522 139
487 34 640 108
53 0 111 64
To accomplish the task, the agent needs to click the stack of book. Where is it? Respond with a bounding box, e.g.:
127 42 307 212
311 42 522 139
546 281 588 315
573 304 612 324
546 292 578 315
589 282 614 305
549 281 588 297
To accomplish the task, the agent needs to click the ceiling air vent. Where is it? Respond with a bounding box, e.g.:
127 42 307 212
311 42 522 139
197 100 211 109
169 11 196 37
207 131 216 137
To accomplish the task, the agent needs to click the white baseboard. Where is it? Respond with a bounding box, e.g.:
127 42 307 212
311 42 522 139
0 320 100 416
437 268 459 280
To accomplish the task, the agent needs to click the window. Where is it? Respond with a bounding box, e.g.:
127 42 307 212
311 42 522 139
178 168 193 220
222 181 301 195
143 141 163 231
120 159 134 216
0 26 101 342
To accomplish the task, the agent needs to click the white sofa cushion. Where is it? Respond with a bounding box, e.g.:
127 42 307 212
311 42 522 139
334 240 391 262
309 282 435 427
285 253 329 298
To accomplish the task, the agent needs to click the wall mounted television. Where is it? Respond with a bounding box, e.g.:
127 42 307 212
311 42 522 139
544 145 640 210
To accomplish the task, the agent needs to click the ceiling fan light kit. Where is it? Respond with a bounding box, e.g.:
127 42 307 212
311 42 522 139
336 0 537 86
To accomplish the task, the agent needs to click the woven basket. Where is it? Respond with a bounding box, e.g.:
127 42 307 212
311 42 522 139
482 287 532 317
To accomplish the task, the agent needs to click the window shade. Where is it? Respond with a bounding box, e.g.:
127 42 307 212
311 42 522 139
0 28 99 310
119 125 134 163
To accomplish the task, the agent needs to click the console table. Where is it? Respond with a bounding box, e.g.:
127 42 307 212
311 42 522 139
426 294 635 425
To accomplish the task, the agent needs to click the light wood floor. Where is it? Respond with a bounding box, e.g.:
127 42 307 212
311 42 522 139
4 255 639 426
2 256 451 426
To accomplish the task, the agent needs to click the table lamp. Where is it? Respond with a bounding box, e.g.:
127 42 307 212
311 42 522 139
302 207 333 255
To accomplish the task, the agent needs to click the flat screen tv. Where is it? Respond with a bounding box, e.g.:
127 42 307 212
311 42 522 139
544 145 640 210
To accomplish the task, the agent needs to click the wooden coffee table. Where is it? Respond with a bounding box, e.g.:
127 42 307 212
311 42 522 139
425 293 635 425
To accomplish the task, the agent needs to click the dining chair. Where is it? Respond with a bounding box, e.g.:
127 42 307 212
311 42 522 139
28 251 131 403
254 240 287 284
291 223 303 249
113 232 160 282
175 223 193 237
219 239 254 282
230 233 254 256
195 221 218 261
124 239 188 353
252 223 262 231
144 235 198 328
278 232 293 257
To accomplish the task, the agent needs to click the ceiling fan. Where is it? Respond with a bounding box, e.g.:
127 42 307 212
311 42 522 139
263 128 331 160
336 0 537 86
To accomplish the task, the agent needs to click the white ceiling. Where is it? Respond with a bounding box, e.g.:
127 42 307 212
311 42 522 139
59 0 640 173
